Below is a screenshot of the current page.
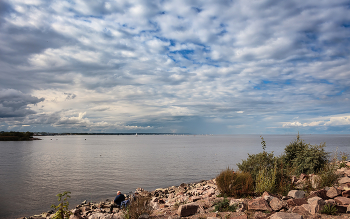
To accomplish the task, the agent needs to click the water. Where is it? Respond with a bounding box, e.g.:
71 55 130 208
0 134 349 218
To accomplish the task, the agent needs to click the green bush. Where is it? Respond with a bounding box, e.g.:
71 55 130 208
51 191 72 219
321 203 337 215
284 135 328 175
317 151 341 188
214 196 237 212
216 169 254 197
236 151 276 183
255 165 277 195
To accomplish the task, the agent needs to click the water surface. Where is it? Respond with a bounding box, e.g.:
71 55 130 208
0 134 349 218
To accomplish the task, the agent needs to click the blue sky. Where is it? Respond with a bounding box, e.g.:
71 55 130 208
0 0 350 134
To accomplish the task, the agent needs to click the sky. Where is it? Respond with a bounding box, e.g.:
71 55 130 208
0 0 350 134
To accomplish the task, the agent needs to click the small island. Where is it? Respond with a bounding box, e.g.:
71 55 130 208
0 131 41 141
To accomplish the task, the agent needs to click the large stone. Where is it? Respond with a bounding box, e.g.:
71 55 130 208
304 197 325 214
339 177 350 184
248 197 272 211
344 169 350 177
334 197 350 205
307 189 327 200
286 199 307 207
343 190 350 198
270 197 284 211
269 212 303 219
290 206 311 216
310 175 320 189
230 199 247 212
262 191 274 202
326 187 341 198
288 190 305 199
254 211 269 219
335 205 348 214
177 203 199 217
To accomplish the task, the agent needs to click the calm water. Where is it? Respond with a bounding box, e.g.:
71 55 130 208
0 134 349 218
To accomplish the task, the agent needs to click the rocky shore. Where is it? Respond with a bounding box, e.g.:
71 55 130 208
23 162 350 219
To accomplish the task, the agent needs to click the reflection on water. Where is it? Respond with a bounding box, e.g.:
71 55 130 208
0 134 349 218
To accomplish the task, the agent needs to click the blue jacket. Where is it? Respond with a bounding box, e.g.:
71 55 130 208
114 194 125 206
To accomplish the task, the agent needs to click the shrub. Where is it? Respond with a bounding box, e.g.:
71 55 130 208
51 191 72 219
214 195 237 212
255 164 277 195
123 195 153 219
317 151 341 188
231 172 254 197
321 203 337 215
237 151 276 183
284 135 328 175
216 169 254 197
216 168 236 196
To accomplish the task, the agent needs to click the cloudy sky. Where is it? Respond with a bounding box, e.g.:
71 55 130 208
0 0 349 134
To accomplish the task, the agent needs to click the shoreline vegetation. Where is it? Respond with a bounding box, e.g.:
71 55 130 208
22 135 350 219
0 131 41 141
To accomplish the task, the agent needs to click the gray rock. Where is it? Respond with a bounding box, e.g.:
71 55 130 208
270 197 284 211
248 197 272 211
326 187 341 198
287 190 305 199
269 212 303 219
339 176 350 184
177 203 199 217
334 197 350 205
305 197 325 214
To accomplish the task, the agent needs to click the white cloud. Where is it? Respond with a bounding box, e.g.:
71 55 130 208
0 0 350 133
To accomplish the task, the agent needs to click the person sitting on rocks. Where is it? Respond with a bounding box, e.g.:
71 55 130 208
110 191 126 212
114 191 125 207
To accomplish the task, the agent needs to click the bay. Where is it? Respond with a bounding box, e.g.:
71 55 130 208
0 134 349 218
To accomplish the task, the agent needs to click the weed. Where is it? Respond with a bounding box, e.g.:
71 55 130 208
255 164 277 195
51 191 72 219
216 168 236 196
214 195 237 212
216 169 254 197
122 195 153 219
321 203 337 215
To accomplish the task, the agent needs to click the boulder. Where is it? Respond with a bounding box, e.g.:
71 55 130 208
343 190 350 198
254 211 269 219
339 177 350 184
262 191 274 202
344 169 350 177
334 197 350 205
248 197 272 211
324 199 336 205
177 203 199 217
269 212 303 219
303 197 325 214
270 197 284 211
335 205 348 214
286 199 307 207
307 189 327 200
326 187 341 198
310 175 320 189
287 190 305 199
290 206 311 216
230 199 247 212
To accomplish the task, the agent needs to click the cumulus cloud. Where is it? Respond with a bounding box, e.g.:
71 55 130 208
0 0 349 133
0 89 44 118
